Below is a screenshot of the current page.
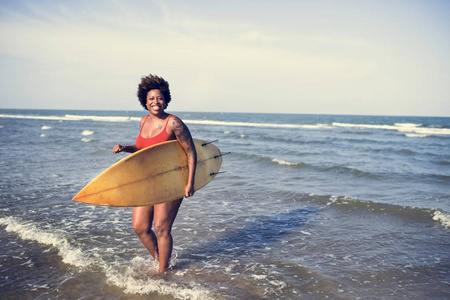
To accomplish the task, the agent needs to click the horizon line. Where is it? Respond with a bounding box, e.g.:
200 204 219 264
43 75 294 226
0 107 449 119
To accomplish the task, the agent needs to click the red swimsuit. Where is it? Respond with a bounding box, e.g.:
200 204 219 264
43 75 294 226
135 115 173 149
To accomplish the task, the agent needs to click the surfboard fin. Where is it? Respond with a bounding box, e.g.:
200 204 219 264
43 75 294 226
214 152 231 159
210 171 226 176
202 140 219 146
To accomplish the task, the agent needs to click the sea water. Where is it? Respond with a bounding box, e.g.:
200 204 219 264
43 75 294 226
0 109 449 299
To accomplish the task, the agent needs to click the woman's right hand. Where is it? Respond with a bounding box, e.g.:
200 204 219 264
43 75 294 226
113 144 124 153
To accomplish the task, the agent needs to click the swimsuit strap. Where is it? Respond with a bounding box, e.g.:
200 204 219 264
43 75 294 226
163 114 172 131
140 114 171 137
139 115 150 135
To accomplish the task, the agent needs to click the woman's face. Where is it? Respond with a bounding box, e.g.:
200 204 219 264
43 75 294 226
146 89 166 115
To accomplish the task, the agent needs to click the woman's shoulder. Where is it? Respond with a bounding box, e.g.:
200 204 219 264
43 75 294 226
166 114 183 124
139 115 148 126
166 114 187 130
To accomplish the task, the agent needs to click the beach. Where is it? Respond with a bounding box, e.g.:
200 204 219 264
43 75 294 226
0 109 449 299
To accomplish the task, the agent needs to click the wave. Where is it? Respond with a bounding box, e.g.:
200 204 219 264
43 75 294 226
2 113 449 136
405 133 429 138
65 114 140 122
0 114 140 123
0 114 69 121
233 151 382 179
232 151 311 168
0 216 95 268
433 211 450 228
184 119 333 129
0 216 213 299
321 165 382 179
311 195 450 228
257 135 328 145
272 158 302 166
333 122 450 136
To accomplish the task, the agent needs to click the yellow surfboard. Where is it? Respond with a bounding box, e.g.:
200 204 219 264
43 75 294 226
73 139 222 207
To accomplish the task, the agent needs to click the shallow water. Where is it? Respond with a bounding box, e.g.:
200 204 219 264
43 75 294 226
1 109 449 299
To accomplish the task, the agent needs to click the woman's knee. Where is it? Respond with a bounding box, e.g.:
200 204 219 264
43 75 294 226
132 221 151 237
132 207 154 236
154 221 171 238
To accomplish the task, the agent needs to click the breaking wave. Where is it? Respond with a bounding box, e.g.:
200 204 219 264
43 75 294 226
0 216 214 299
1 113 448 136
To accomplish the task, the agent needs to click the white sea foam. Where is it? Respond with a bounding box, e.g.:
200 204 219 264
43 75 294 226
272 158 299 166
0 216 213 299
41 126 52 130
433 211 450 228
0 114 67 121
40 134 47 137
105 257 212 299
252 274 268 280
0 216 95 268
184 119 333 129
81 130 94 136
0 114 139 122
327 195 339 206
2 113 448 136
81 138 92 143
333 122 450 136
394 123 422 128
405 133 428 138
65 114 139 122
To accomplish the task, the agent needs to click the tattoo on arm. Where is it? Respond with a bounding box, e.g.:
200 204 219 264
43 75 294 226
173 118 190 143
173 117 197 163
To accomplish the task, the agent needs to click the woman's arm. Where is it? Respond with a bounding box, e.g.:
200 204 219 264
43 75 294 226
113 144 138 153
172 116 197 197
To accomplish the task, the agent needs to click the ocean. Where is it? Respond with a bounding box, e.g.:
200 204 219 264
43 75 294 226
0 109 449 299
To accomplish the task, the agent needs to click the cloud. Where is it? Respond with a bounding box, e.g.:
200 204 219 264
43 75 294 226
1 0 449 115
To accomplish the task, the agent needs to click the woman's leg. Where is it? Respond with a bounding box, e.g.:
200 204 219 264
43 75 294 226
132 206 158 260
153 198 183 272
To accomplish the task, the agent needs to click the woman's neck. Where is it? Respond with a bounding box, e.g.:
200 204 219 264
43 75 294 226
148 111 168 120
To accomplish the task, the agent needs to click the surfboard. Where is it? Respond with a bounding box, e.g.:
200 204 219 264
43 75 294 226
73 139 222 207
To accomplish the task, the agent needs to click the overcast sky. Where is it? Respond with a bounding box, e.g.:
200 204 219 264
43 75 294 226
1 0 449 116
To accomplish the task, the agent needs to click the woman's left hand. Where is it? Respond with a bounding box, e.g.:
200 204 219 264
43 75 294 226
185 184 195 198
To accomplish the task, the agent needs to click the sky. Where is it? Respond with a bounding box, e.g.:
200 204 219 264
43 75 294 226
0 0 449 116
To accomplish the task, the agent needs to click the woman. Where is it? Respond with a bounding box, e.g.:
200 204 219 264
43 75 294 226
113 74 197 272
